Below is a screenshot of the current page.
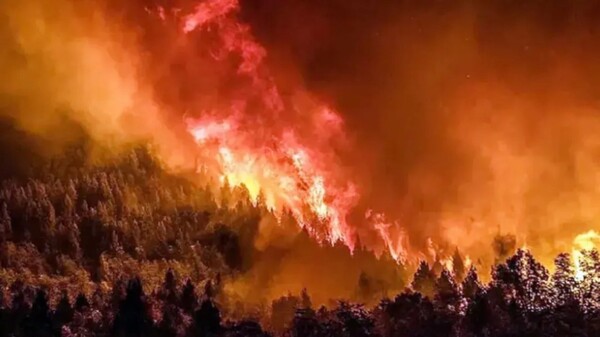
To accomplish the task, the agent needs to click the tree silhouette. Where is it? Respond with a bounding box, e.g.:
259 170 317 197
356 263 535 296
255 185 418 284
157 304 179 337
300 288 312 310
552 252 577 307
160 269 179 306
53 291 74 334
333 301 375 337
181 279 199 314
451 249 466 283
578 249 600 311
226 320 270 337
74 293 90 312
412 261 436 298
24 289 52 337
112 278 153 337
493 249 551 311
434 269 462 312
271 294 299 332
462 266 483 300
291 308 322 337
188 299 222 337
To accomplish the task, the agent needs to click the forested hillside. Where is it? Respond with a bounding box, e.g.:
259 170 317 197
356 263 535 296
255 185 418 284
0 145 597 336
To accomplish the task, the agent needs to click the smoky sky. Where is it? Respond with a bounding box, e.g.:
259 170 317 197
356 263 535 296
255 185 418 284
226 0 600 258
3 0 600 263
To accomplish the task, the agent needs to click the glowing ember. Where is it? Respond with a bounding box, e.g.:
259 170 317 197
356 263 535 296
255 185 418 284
366 210 408 262
464 255 473 270
188 113 359 248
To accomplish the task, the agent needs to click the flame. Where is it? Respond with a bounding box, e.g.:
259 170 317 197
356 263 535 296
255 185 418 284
464 255 473 269
572 230 600 281
366 210 409 262
178 0 411 260
181 0 359 245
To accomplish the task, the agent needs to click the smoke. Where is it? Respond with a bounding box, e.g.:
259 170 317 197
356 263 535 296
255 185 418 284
239 0 600 265
4 0 600 302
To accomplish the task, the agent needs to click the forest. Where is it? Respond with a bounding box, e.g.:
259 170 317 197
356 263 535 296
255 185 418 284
0 144 597 337
4 0 600 335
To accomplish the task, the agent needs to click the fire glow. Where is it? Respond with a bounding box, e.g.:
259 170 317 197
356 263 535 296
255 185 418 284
160 0 600 271
181 0 357 252
176 0 417 261
572 230 600 281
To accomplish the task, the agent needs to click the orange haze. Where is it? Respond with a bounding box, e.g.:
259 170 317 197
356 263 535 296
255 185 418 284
3 0 600 302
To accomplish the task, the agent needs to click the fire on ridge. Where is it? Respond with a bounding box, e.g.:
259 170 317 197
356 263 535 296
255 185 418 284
143 0 600 275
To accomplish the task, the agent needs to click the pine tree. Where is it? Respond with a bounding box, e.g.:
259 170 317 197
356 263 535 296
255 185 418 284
220 178 232 208
271 295 299 332
462 266 483 300
452 249 466 283
0 202 11 242
552 253 577 307
578 249 600 311
161 269 179 306
435 269 462 313
300 288 312 310
181 279 198 314
493 249 551 311
63 194 75 220
74 293 90 312
291 307 321 337
112 278 154 337
412 261 437 298
157 304 178 337
357 272 373 303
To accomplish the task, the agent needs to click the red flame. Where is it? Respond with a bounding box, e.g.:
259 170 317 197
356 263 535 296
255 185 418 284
177 0 411 261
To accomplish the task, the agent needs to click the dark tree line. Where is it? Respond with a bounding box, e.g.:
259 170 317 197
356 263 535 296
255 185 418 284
0 146 270 288
0 146 598 335
1 248 600 336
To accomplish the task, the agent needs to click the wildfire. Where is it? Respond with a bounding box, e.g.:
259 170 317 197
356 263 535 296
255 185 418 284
180 0 362 250
572 230 600 281
162 0 600 271
177 0 414 260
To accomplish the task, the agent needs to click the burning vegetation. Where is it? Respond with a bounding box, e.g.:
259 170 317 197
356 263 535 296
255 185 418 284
1 0 600 335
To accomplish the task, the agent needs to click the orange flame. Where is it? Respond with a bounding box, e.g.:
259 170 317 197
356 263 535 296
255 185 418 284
176 0 413 261
572 230 600 281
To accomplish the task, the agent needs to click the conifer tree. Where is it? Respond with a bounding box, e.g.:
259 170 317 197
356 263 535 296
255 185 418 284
552 252 577 306
412 261 436 298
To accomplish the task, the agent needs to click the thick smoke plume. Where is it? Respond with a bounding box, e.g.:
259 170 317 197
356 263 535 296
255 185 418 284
0 0 198 167
239 0 600 266
3 0 600 301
